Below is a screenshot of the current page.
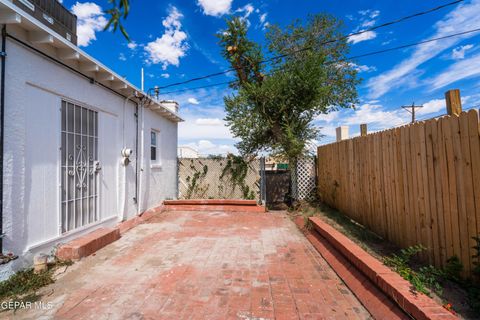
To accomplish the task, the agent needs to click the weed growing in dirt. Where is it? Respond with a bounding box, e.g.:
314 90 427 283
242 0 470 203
383 245 444 296
0 269 54 302
300 201 382 246
301 208 315 230
444 256 463 282
0 259 73 311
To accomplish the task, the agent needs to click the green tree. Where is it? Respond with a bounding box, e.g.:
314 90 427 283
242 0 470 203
218 16 359 162
104 0 130 40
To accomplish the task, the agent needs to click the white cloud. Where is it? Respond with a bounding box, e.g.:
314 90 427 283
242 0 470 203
71 2 107 47
258 12 269 30
179 121 232 140
347 9 380 44
359 10 379 27
349 63 377 73
319 126 337 139
428 53 480 90
416 99 445 115
315 111 340 123
382 39 394 46
259 13 267 24
451 44 474 59
127 41 138 50
173 87 235 141
197 0 233 17
233 4 255 27
314 95 475 146
161 73 170 79
188 98 200 105
236 3 254 18
184 140 236 156
361 20 376 28
348 31 377 44
359 9 380 19
119 53 127 61
314 104 409 141
343 104 406 127
315 105 405 145
367 0 480 98
145 6 188 69
195 118 223 126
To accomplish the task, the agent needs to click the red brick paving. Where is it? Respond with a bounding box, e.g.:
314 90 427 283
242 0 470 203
12 211 372 320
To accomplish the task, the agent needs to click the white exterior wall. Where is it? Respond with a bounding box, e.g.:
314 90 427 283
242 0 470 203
140 108 178 211
0 36 178 279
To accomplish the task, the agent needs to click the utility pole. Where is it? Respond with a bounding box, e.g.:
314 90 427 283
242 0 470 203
401 102 423 123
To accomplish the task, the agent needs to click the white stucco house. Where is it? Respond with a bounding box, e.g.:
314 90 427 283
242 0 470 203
0 0 183 279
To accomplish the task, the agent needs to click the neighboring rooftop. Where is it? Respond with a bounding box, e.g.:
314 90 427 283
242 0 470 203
178 146 199 158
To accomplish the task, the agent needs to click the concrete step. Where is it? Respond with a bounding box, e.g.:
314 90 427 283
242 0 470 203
295 216 457 320
56 227 120 261
163 199 266 212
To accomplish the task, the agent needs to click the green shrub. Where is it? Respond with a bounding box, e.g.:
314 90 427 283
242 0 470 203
383 245 443 296
444 256 463 282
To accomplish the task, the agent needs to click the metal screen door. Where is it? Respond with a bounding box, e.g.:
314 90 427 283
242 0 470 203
61 101 99 233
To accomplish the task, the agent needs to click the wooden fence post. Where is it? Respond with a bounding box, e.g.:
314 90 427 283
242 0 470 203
445 89 462 116
360 124 368 136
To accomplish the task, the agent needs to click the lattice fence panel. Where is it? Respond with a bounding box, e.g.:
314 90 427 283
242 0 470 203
178 157 261 201
292 156 317 201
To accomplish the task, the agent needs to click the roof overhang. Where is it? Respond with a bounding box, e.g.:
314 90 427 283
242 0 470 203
0 0 183 123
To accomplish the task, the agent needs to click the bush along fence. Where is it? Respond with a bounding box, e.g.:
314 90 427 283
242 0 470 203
178 155 262 201
317 89 480 277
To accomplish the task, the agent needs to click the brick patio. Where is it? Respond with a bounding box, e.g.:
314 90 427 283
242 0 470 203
11 210 372 320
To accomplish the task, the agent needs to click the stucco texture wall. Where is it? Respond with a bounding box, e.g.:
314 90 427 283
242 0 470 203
0 32 178 278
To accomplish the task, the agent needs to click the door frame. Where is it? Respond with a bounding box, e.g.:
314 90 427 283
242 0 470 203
60 98 100 234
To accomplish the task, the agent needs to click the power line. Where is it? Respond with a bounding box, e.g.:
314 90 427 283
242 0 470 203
258 0 467 65
343 28 480 61
160 27 480 95
157 0 465 90
415 104 480 122
161 81 233 95
354 104 472 135
394 104 480 127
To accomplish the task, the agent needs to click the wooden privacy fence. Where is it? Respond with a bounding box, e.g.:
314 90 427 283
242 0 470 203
317 109 480 275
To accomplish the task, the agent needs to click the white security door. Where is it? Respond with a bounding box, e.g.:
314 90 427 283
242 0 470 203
61 101 99 232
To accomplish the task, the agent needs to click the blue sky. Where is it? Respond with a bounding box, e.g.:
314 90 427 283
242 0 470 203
62 0 480 155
